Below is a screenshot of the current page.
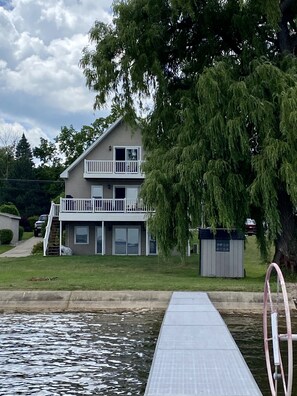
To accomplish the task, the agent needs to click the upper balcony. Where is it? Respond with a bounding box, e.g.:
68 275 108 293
84 160 144 179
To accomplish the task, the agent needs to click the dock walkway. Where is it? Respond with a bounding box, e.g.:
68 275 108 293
145 291 262 396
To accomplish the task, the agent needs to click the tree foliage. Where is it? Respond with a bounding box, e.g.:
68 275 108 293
55 110 121 166
0 203 20 217
81 0 297 267
11 133 35 181
33 138 60 167
0 133 61 218
0 115 118 219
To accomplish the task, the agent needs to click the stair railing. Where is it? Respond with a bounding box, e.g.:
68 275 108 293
43 202 60 256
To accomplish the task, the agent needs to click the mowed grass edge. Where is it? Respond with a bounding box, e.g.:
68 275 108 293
0 236 275 291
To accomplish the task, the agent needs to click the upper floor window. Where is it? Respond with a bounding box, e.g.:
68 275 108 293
115 147 141 173
91 185 103 199
115 147 140 161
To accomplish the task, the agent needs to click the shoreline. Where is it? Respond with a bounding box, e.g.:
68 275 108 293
0 290 279 314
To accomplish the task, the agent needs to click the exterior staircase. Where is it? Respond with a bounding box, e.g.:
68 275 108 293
46 217 60 256
43 203 60 256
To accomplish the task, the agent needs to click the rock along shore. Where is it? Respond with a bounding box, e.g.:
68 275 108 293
0 290 287 314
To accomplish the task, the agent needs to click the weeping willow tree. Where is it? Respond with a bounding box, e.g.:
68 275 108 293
81 0 297 268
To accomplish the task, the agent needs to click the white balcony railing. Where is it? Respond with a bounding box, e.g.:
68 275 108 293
84 160 144 175
60 198 151 213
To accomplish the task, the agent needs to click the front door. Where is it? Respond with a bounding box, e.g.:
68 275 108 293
115 187 125 211
115 148 125 172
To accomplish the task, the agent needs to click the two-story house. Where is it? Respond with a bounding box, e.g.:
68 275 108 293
44 118 157 256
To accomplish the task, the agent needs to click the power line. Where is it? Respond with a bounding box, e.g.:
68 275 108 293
0 178 63 183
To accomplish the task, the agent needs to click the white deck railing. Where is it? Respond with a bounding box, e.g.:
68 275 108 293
84 160 144 175
60 198 151 213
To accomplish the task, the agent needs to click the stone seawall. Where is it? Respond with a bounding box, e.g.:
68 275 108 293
0 290 284 314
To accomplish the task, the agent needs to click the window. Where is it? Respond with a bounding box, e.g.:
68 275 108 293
149 233 157 255
127 148 139 161
126 187 138 200
216 239 230 252
114 227 140 255
75 226 89 244
114 186 139 211
91 185 103 199
96 226 102 254
92 185 103 210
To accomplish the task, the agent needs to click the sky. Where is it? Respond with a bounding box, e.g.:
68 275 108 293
0 0 114 149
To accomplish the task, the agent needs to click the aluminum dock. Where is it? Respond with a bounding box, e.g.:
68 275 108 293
144 291 262 396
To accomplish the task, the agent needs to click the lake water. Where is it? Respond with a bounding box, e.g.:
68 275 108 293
0 312 163 396
224 313 297 396
1 311 297 395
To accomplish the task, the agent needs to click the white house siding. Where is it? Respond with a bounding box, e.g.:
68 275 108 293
0 213 21 245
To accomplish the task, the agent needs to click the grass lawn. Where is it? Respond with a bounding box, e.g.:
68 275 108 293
0 232 33 255
0 245 13 254
0 236 278 292
23 231 34 240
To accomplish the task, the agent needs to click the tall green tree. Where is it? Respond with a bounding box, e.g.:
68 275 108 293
56 111 121 166
33 137 61 167
81 1 297 268
0 146 14 180
12 133 34 180
7 134 39 216
33 138 64 201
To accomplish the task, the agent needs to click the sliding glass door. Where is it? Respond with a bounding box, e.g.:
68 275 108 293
114 227 140 255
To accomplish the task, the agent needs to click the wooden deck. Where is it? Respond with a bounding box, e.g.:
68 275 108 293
144 292 262 396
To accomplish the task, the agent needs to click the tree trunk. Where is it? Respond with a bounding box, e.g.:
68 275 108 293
273 190 297 272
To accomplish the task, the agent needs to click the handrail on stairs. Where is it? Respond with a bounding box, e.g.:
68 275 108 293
43 202 60 256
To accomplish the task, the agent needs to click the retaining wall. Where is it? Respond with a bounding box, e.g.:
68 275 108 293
0 290 278 314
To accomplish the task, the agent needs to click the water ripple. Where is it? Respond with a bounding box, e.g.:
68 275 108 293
0 312 163 396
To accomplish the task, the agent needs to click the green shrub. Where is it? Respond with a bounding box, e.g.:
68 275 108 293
28 216 38 230
19 226 24 241
0 229 13 245
32 241 43 254
53 192 64 204
0 203 20 217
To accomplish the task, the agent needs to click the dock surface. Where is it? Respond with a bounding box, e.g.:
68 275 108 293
145 291 262 396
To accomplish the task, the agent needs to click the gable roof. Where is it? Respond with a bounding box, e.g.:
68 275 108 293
60 117 123 179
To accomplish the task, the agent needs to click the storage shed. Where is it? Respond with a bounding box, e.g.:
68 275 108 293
0 212 21 245
199 228 244 278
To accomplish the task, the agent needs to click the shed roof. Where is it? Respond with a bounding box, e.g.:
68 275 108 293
199 228 245 240
0 212 21 221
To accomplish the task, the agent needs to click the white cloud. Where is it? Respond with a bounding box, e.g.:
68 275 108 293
14 31 47 60
0 118 48 149
0 0 114 144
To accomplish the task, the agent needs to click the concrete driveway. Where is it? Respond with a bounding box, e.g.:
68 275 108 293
0 237 42 258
